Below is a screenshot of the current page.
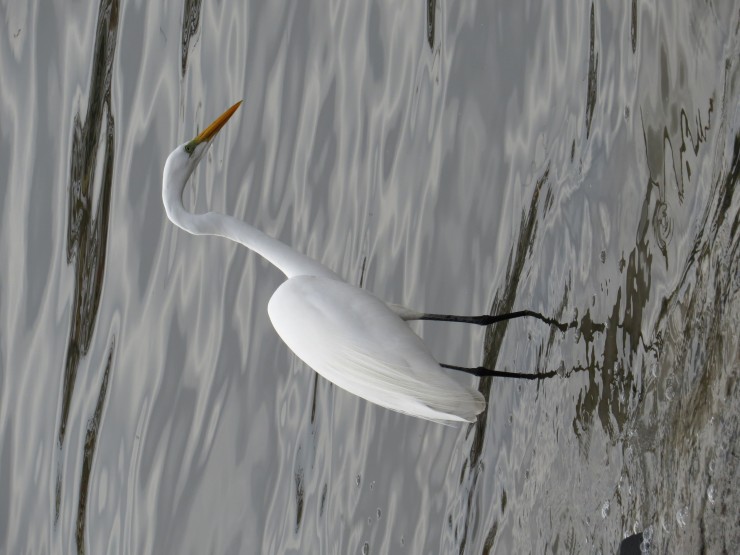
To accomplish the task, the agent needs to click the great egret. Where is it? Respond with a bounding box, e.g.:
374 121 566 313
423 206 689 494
163 101 559 423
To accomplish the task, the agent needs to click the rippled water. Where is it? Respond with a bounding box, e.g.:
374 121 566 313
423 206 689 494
1 1 738 553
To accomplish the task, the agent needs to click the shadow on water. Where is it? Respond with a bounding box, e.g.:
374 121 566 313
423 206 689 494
56 0 119 552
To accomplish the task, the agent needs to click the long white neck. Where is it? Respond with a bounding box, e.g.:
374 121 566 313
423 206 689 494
164 188 338 281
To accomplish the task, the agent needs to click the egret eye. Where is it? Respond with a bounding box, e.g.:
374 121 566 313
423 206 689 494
185 143 194 155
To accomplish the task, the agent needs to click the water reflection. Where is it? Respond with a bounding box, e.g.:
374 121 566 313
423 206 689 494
616 124 738 552
574 286 633 440
76 340 114 554
181 0 202 76
294 461 305 533
426 0 436 49
1 0 737 552
450 2 739 549
630 0 637 53
585 3 598 139
57 0 119 551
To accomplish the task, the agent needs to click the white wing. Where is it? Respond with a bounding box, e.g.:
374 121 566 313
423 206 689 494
267 276 486 423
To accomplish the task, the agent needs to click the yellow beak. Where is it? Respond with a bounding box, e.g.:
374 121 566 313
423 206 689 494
194 100 243 143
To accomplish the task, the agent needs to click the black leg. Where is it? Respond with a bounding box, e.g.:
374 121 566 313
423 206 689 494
419 310 575 332
441 363 558 380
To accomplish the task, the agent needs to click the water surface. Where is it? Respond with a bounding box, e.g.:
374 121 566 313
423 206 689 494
0 0 738 553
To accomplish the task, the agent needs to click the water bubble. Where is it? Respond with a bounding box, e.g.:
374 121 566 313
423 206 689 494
707 485 716 504
689 454 699 476
355 475 361 487
653 201 673 252
708 459 716 476
369 480 375 491
676 506 689 528
643 525 654 543
368 517 372 524
660 515 670 532
361 541 369 555
649 357 658 378
400 536 405 546
601 500 610 519
640 525 655 553
664 373 679 401
377 508 382 520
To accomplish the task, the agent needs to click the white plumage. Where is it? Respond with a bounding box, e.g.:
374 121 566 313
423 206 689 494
269 276 485 422
163 102 486 423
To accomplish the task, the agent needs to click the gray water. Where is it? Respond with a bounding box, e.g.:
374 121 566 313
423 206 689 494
1 1 738 553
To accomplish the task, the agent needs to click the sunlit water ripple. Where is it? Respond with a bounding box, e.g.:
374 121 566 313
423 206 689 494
0 1 738 553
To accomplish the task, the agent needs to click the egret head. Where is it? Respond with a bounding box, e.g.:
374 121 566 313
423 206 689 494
163 101 242 205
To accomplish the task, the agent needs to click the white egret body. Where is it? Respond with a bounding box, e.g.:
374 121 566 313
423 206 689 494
163 102 485 423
